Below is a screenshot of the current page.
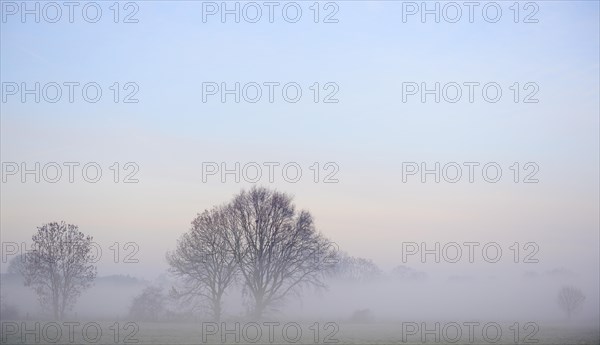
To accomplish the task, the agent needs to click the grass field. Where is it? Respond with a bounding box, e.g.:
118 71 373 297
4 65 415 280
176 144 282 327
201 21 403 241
1 321 598 344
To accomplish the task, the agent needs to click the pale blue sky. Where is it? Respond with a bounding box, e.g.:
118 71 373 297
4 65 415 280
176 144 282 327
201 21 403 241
1 1 598 287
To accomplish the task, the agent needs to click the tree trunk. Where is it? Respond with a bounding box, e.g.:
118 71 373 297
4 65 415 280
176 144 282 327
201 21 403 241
252 293 266 320
212 299 222 322
52 294 60 320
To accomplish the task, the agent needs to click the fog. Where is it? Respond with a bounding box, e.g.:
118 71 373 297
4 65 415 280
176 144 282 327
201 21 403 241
2 242 599 344
3 265 598 321
2 0 599 344
1 185 599 344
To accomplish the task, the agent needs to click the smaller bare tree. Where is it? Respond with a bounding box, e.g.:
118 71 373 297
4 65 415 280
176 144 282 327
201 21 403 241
129 286 166 322
7 253 29 275
22 222 97 320
330 253 382 282
557 285 585 320
391 265 427 281
167 207 237 321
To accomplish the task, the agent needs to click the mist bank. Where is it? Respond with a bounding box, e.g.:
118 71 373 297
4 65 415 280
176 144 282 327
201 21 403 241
2 268 597 327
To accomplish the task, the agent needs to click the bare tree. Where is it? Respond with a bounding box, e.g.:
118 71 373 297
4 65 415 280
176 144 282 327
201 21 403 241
21 222 97 320
167 207 237 321
330 252 382 282
7 253 29 275
391 265 427 281
225 187 336 319
129 286 166 322
557 286 585 320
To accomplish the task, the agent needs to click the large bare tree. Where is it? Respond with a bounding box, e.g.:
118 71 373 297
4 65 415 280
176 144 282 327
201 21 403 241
167 207 237 321
557 285 586 320
226 187 336 319
21 222 97 320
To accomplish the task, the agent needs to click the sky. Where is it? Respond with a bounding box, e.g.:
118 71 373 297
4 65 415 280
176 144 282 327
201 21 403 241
1 0 598 302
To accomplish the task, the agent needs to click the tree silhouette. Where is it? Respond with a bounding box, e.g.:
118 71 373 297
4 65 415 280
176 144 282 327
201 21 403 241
167 206 237 321
21 222 97 320
129 286 166 322
225 187 336 319
169 187 336 320
330 253 382 282
7 253 29 275
557 285 585 320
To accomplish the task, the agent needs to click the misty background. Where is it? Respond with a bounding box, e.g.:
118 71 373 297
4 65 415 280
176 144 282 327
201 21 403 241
1 0 599 343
